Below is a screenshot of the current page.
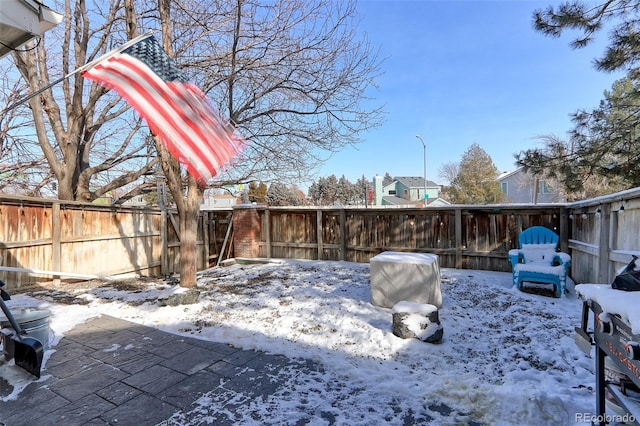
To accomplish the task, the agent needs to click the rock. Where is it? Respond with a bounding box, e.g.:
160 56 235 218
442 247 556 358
392 301 443 343
158 288 201 306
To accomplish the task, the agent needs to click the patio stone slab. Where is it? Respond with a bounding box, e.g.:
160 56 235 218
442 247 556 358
0 385 69 424
44 353 102 379
100 393 177 424
147 337 198 358
160 345 226 374
221 347 261 366
123 364 187 394
48 362 128 401
157 369 224 409
46 393 116 425
190 338 243 355
95 381 141 405
45 340 95 367
109 350 166 374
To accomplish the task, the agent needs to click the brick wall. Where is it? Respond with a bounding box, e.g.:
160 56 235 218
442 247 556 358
232 206 261 258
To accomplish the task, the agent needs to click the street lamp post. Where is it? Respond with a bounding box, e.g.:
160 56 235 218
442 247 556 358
416 135 426 205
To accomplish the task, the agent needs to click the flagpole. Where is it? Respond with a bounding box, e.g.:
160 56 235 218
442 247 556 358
1 31 154 119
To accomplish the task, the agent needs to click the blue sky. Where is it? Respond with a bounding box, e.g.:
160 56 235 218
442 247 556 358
312 0 625 187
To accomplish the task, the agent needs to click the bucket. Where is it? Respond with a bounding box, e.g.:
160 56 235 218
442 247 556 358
0 309 52 349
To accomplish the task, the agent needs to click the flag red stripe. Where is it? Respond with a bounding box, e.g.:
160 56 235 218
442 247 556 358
165 82 233 168
85 56 221 180
83 50 242 183
85 67 215 181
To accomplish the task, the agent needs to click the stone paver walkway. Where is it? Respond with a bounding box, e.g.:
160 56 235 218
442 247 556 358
0 315 317 426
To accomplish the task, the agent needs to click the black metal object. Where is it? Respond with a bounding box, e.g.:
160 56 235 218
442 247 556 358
575 301 594 357
0 281 44 378
582 300 640 425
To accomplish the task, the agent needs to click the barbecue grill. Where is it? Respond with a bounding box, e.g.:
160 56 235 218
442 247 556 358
576 300 640 425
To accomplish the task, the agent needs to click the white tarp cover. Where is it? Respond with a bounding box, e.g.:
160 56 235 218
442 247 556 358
369 251 442 308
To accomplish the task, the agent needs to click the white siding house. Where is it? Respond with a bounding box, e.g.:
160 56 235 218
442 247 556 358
498 168 567 204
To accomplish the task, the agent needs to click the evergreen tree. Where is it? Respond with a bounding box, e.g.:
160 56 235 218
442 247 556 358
336 175 352 206
309 174 365 206
382 172 394 186
308 181 322 205
355 175 372 206
265 183 288 206
516 77 639 198
533 1 640 74
450 144 504 204
323 175 339 205
266 183 305 206
521 1 640 197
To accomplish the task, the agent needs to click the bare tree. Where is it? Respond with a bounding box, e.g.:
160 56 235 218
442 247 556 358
438 162 460 186
7 0 158 203
172 0 384 186
4 0 381 196
0 63 52 196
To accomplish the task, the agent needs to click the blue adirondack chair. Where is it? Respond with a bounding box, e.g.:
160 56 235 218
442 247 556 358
508 226 571 298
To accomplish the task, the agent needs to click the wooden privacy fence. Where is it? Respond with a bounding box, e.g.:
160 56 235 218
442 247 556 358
245 186 640 285
566 187 640 285
234 204 567 272
4 185 640 292
0 195 232 291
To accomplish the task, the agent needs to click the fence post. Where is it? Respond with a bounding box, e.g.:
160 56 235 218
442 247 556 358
52 202 61 285
597 204 611 283
265 209 271 258
455 207 462 268
203 211 210 268
161 209 168 275
609 204 618 277
316 209 323 260
558 207 569 254
340 209 346 261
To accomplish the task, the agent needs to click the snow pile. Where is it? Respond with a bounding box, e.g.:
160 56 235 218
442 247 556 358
575 283 640 334
1 260 596 425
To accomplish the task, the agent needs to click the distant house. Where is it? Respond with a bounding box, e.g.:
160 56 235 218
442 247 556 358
201 192 238 209
372 176 450 207
497 168 566 204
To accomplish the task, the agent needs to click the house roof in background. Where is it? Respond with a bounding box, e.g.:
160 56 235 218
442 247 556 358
381 195 449 206
394 176 438 188
382 196 418 206
427 197 451 206
497 168 522 181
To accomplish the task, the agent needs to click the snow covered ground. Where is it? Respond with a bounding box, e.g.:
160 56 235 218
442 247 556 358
1 259 601 425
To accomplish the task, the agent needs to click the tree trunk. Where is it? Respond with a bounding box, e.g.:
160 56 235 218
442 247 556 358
155 0 205 288
179 176 203 288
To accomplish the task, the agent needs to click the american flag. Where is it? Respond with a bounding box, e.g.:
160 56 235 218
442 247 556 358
82 34 243 185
